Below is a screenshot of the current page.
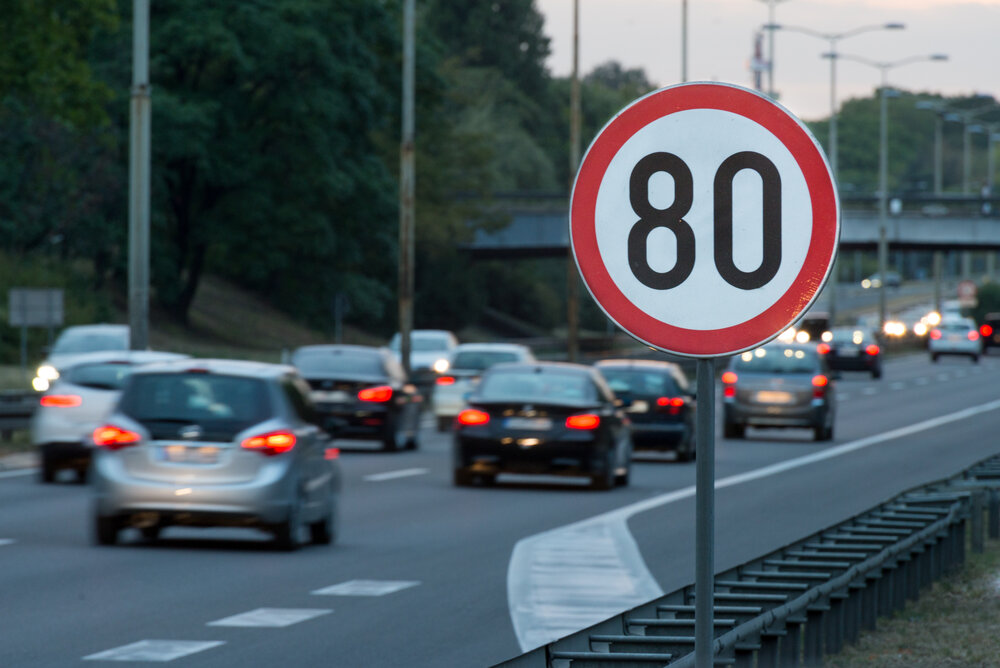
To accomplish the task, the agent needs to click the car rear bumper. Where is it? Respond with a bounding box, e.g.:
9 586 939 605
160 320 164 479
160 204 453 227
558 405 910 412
630 422 689 449
455 436 611 476
39 441 92 469
725 402 829 428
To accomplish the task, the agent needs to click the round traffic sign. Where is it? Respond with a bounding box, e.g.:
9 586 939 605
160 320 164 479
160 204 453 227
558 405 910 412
570 82 839 357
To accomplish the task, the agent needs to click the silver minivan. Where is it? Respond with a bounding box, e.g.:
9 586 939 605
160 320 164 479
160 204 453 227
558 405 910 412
91 359 340 550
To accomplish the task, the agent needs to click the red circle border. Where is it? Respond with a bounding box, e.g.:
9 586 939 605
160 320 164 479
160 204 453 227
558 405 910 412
570 82 839 357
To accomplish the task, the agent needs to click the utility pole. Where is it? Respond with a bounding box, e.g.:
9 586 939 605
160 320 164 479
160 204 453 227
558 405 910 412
398 0 416 376
567 0 581 362
128 0 151 351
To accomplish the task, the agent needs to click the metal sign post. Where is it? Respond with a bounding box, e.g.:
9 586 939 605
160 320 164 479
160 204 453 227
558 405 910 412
569 82 839 665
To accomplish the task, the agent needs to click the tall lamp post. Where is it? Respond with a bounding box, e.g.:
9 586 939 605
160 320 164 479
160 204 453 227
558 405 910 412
754 0 791 98
762 22 904 179
915 99 948 313
837 53 949 335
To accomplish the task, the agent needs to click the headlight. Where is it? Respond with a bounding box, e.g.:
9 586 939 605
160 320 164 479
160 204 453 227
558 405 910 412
795 330 811 344
432 358 450 374
37 365 59 381
31 377 50 392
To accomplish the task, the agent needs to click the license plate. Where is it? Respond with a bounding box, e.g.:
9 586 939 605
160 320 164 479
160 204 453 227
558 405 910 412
311 390 350 403
160 445 219 464
626 400 649 414
838 348 859 357
505 417 552 430
756 390 794 405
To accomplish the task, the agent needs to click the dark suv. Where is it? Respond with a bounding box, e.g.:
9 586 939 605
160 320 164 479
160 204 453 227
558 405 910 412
979 313 1000 353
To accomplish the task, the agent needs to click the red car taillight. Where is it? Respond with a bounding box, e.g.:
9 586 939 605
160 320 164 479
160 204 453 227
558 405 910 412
865 344 880 356
436 376 455 386
816 343 831 355
241 431 296 456
721 371 737 398
566 414 600 430
40 394 82 408
656 396 685 415
968 331 980 341
981 324 994 337
358 385 393 402
929 329 942 340
812 374 829 399
93 424 141 450
457 409 490 426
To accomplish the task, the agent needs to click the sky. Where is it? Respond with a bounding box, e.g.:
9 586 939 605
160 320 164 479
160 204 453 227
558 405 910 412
535 0 1000 122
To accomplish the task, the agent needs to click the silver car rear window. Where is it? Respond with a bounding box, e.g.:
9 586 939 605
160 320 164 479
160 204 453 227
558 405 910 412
478 369 596 403
64 362 135 390
733 347 819 374
451 351 520 371
292 350 383 376
119 373 273 440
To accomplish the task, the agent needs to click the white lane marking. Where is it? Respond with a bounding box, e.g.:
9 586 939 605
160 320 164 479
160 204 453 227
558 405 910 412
0 468 35 480
890 382 906 391
862 387 878 395
363 468 428 482
916 377 930 385
312 580 419 597
208 608 331 628
936 373 950 381
508 397 1000 651
84 640 224 662
0 539 15 547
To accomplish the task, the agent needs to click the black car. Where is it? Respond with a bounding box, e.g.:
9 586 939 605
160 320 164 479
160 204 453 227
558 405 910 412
979 313 1000 353
291 345 421 451
452 362 632 490
595 359 696 461
818 327 882 378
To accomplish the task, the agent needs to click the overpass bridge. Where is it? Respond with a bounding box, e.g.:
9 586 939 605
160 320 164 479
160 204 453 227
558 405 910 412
462 194 1000 259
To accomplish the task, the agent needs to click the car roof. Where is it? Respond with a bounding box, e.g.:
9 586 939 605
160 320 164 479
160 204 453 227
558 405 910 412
128 358 295 379
57 350 189 369
594 358 682 370
293 344 386 356
489 361 593 375
453 342 530 353
58 323 129 336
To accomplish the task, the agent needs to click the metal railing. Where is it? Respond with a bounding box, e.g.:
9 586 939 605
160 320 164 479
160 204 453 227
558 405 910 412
496 455 1000 668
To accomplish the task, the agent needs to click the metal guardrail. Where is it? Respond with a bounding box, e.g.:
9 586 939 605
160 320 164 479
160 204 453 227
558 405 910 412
496 455 1000 668
0 390 36 433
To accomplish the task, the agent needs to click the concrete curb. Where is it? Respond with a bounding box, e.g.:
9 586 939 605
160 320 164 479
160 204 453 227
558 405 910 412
0 452 37 471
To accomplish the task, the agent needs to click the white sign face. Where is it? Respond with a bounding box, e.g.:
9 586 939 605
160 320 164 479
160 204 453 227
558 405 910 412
571 82 839 357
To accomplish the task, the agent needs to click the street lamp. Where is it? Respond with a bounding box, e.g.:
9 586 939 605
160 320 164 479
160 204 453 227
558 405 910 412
754 0 792 98
837 52 948 335
762 22 904 179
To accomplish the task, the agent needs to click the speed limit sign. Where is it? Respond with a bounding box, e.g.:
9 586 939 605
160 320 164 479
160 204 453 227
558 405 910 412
571 82 839 357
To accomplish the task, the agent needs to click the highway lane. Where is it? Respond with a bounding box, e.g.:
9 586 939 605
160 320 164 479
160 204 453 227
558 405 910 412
1 351 999 666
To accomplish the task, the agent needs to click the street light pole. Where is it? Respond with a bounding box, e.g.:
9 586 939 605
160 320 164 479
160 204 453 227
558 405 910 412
566 0 581 362
837 52 948 335
755 0 790 98
398 0 416 377
128 0 151 351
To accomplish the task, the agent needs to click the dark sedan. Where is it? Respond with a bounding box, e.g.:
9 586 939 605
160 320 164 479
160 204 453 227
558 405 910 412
595 359 696 461
452 362 632 490
818 327 882 378
291 345 421 451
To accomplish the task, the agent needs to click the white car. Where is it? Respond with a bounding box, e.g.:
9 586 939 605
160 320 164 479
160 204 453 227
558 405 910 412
33 324 131 391
388 330 458 382
431 342 535 431
928 317 982 363
32 350 188 482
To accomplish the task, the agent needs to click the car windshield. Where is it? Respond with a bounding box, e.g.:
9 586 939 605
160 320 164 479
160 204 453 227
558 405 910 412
477 369 596 403
52 332 128 354
600 368 680 397
64 362 136 390
119 373 272 441
389 334 450 352
732 347 819 374
830 329 868 344
292 349 383 376
451 350 521 371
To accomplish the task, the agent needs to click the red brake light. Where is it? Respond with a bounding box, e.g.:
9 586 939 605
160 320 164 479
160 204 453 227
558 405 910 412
929 329 942 340
566 414 600 430
93 424 141 450
358 385 393 402
721 371 738 384
436 376 456 386
981 324 994 337
816 343 831 355
457 409 490 426
968 330 980 341
812 375 829 387
241 431 296 456
865 344 880 356
40 394 82 408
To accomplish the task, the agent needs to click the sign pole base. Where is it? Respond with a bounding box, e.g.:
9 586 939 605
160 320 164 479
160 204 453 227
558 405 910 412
695 357 716 667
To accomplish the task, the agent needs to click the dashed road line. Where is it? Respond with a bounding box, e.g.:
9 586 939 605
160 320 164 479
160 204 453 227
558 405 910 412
0 468 35 480
0 539 15 547
208 608 331 628
363 468 428 482
312 580 420 597
84 640 224 662
889 382 906 391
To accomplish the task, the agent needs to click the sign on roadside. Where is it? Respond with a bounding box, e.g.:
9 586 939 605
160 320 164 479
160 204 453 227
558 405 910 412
8 288 64 328
570 82 839 357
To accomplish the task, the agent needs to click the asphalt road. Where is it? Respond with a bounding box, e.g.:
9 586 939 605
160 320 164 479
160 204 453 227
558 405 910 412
2 350 999 667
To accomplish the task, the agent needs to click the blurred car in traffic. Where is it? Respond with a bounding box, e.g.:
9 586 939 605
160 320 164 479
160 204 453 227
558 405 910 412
928 317 981 363
978 312 1000 353
861 271 901 289
722 342 836 441
291 344 421 451
594 359 696 461
388 329 458 384
32 350 189 483
432 342 535 431
452 362 632 490
818 328 882 379
33 324 130 392
91 359 341 549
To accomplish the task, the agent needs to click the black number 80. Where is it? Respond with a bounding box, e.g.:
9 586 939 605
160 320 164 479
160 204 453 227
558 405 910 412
627 151 782 291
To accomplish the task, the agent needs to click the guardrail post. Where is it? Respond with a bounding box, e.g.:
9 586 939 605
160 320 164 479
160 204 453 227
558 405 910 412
781 619 802 667
989 490 999 539
954 518 967 569
971 492 985 554
861 573 879 631
876 563 894 617
824 593 846 655
803 606 826 666
845 582 865 644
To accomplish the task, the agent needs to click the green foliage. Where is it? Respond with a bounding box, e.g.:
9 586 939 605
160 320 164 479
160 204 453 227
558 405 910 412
972 282 1000 324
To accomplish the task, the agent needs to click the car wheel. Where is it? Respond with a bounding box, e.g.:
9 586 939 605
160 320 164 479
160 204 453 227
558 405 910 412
75 467 89 485
437 416 452 432
381 417 401 452
94 515 120 546
724 421 745 439
972 354 980 364
273 492 303 551
615 463 631 487
140 525 162 542
814 424 834 442
872 368 882 379
309 497 337 546
39 457 55 484
453 468 474 487
676 435 694 462
931 353 940 363
590 453 615 491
